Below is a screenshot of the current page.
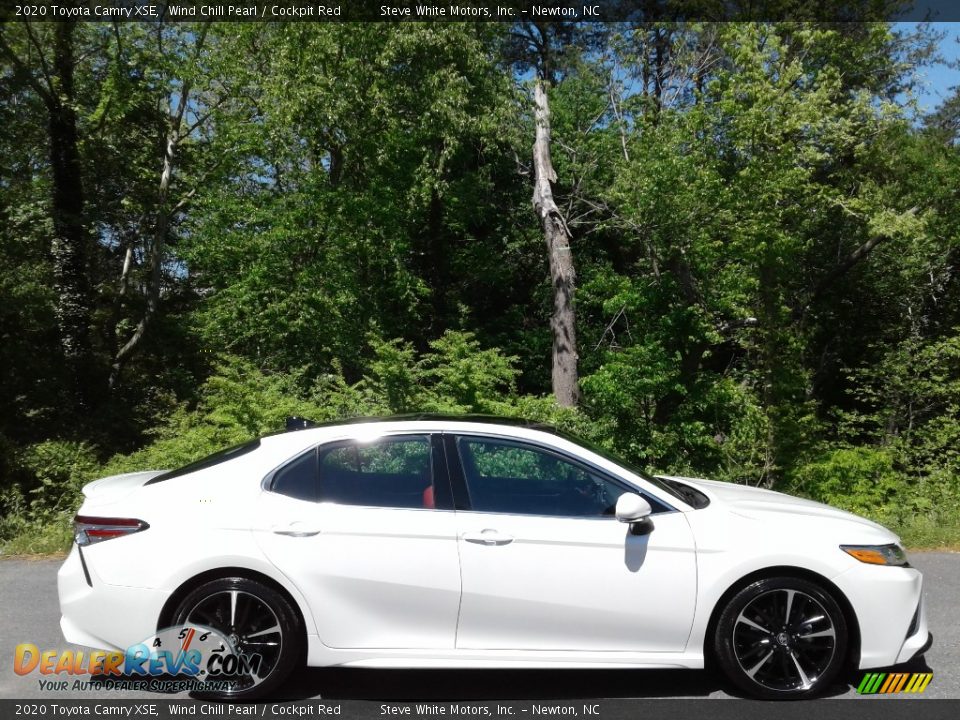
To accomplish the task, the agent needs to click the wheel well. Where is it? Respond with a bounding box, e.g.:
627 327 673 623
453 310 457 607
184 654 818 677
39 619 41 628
703 566 861 671
157 567 308 656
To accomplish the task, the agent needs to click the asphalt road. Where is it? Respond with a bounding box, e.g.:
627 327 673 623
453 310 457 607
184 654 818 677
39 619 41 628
0 553 956 701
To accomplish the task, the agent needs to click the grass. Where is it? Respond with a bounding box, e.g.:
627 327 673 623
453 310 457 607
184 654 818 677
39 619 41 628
0 516 73 557
875 504 960 551
894 517 960 551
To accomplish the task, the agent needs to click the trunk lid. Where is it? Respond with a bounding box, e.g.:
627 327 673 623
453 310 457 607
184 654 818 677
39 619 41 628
81 470 166 502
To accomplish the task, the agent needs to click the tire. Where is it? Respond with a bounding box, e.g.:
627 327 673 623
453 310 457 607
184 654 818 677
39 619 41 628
713 576 848 699
170 576 303 701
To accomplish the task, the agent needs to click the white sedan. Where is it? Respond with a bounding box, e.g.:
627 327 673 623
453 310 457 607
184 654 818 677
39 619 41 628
58 416 931 700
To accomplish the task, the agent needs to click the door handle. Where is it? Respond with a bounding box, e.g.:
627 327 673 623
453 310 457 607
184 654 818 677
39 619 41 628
272 522 321 537
462 529 514 546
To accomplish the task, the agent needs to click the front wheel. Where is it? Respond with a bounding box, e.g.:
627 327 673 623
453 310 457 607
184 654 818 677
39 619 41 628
713 576 848 699
170 576 303 701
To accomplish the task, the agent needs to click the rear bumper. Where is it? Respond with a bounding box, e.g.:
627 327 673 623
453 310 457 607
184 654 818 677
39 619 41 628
57 544 168 651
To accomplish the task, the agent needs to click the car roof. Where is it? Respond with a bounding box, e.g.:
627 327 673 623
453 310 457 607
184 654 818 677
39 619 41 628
283 413 558 434
261 414 580 456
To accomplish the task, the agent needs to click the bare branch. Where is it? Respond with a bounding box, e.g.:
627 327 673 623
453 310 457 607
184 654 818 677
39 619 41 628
23 24 57 100
0 31 53 104
803 207 919 314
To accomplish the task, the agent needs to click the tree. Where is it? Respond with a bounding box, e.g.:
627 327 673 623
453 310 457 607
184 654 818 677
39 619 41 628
107 20 216 389
0 21 92 410
572 23 945 482
179 23 528 385
508 21 589 407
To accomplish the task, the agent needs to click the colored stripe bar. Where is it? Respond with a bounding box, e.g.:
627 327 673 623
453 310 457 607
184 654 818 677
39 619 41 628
917 673 933 693
892 673 910 693
879 674 897 693
858 672 933 694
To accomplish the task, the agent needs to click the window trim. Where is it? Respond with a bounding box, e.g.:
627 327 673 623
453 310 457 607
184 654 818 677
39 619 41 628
444 432 678 519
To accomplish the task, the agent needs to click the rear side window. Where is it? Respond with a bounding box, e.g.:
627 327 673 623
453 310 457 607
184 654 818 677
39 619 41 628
146 440 261 484
271 449 318 502
318 436 433 509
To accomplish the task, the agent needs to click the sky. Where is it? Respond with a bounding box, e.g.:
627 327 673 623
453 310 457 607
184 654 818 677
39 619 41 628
904 22 960 113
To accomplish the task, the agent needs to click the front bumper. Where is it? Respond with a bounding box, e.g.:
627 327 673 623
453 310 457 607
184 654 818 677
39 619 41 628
896 598 932 665
831 561 928 669
57 544 168 651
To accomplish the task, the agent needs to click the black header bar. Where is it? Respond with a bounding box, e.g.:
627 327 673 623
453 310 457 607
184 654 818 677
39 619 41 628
0 699 959 720
3 0 960 23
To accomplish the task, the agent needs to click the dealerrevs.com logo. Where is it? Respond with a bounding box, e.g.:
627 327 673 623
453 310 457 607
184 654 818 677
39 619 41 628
14 625 264 693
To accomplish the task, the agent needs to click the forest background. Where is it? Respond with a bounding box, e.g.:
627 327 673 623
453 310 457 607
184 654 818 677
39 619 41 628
2 11 960 552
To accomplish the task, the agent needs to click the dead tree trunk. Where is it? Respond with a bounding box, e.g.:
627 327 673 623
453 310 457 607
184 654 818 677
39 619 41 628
108 23 211 390
532 78 579 407
107 84 188 390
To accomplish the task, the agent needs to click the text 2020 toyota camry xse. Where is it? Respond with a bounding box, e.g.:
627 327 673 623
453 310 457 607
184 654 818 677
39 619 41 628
58 416 931 700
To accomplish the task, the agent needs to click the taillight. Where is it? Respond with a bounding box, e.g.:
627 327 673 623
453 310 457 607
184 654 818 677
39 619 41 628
74 515 149 546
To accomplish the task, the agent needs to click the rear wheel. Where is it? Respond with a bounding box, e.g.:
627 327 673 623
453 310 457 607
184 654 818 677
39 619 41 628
713 576 848 699
170 576 302 700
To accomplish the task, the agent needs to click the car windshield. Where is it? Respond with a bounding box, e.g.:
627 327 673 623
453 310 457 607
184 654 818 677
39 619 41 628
145 439 261 484
546 428 694 507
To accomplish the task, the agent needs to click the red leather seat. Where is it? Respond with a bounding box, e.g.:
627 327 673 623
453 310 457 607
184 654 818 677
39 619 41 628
422 485 435 509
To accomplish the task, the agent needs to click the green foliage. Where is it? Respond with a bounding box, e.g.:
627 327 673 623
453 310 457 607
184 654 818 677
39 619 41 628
787 446 903 520
3 22 960 552
418 332 520 412
100 331 525 477
0 441 100 555
102 357 332 476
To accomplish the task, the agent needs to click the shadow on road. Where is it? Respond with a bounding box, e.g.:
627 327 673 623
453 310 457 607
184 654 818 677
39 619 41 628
843 653 935 691
275 667 727 700
272 653 936 701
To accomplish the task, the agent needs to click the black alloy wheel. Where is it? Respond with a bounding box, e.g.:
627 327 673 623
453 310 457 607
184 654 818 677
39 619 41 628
714 576 849 699
171 576 302 700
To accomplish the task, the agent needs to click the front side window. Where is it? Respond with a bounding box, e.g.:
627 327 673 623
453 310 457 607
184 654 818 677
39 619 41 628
317 435 434 509
456 437 635 518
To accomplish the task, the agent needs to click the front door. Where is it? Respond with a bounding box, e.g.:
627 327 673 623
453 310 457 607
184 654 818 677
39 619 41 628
449 434 697 652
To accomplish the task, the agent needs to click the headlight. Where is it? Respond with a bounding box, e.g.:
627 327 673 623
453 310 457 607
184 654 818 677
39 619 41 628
841 543 909 567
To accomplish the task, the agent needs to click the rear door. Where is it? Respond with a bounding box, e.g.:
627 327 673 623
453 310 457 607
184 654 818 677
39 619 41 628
254 433 461 649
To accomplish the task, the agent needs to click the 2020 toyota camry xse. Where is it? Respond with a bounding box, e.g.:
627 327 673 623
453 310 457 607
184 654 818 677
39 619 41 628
58 416 931 700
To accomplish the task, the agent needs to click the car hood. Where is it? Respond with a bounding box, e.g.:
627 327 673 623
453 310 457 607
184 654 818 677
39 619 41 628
658 474 892 535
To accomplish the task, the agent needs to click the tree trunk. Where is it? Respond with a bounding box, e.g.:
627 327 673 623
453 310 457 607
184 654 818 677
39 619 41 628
532 78 579 407
108 23 211 390
48 23 92 407
108 88 186 389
